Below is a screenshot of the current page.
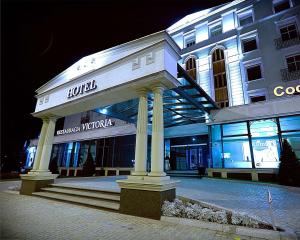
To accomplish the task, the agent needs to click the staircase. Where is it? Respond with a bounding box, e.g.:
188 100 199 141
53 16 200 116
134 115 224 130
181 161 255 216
32 183 120 212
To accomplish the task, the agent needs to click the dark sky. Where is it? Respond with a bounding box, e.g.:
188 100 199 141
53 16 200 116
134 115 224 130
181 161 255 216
1 0 231 161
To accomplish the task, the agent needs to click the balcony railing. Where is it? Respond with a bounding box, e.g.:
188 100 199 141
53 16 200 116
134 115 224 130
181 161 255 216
274 35 300 49
281 68 300 82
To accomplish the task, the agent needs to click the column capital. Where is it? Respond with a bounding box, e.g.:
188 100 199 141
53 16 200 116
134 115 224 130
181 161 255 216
40 115 58 122
136 88 148 96
151 85 165 94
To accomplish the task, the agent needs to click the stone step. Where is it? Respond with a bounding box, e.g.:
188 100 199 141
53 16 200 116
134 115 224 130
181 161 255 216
32 191 120 211
167 174 202 178
41 187 120 202
50 183 120 195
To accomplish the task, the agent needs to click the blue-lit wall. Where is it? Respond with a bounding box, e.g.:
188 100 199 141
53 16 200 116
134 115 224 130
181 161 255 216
210 115 300 169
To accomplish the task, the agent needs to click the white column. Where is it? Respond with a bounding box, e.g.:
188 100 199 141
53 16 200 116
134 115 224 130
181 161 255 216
132 89 148 176
38 116 57 171
32 118 49 171
148 86 166 177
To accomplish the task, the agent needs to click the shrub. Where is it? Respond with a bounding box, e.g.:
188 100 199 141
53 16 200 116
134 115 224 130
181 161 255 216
278 139 300 187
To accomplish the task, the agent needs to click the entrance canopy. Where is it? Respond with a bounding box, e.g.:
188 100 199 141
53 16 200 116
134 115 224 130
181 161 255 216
33 30 218 127
94 64 218 128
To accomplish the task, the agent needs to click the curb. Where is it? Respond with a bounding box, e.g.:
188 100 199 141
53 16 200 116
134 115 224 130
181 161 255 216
161 216 297 240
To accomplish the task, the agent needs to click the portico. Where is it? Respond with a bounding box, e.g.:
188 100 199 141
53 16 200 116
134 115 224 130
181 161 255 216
20 30 217 219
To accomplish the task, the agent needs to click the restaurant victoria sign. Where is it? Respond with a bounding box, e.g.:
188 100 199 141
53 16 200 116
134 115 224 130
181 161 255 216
56 119 115 135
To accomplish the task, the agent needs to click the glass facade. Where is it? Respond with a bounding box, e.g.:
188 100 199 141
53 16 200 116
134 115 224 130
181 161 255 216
49 135 136 169
210 115 300 169
166 135 208 171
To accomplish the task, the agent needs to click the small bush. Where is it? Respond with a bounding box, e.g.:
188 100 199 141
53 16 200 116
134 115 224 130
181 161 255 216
278 139 300 187
162 199 263 228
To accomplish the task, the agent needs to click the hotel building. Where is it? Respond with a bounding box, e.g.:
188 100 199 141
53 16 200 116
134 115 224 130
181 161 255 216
25 0 300 181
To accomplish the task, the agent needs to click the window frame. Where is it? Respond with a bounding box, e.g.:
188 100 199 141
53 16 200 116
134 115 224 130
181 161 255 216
209 21 223 38
273 0 292 14
237 9 254 27
241 36 258 53
183 31 196 49
248 89 267 103
285 53 300 73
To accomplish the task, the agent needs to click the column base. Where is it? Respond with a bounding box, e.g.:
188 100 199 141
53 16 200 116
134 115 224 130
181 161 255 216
117 178 179 220
131 171 148 177
20 171 58 195
147 171 166 177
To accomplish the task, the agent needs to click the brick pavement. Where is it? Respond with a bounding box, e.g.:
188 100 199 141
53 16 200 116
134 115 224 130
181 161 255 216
1 176 300 238
0 192 261 240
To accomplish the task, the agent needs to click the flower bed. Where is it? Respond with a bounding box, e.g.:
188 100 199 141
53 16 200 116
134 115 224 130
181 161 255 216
162 199 275 230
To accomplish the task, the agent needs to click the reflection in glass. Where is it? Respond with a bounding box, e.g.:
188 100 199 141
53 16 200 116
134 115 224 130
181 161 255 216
282 131 300 159
250 119 280 168
223 136 252 168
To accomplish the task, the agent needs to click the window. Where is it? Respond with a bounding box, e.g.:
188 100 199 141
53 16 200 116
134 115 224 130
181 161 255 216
246 65 262 81
80 111 90 124
212 48 229 108
184 34 196 48
210 23 222 37
280 23 298 41
186 39 195 48
242 38 257 53
286 54 300 72
280 116 300 159
250 95 266 103
250 119 281 168
273 0 290 13
185 57 197 80
238 10 253 27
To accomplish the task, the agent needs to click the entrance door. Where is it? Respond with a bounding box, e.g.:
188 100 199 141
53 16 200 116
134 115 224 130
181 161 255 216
189 147 199 169
170 145 207 170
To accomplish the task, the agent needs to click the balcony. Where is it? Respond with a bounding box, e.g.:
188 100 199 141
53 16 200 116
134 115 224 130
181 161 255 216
281 68 300 82
274 35 300 49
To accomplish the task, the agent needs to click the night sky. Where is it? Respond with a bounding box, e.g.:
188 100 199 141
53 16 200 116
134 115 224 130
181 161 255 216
2 0 231 167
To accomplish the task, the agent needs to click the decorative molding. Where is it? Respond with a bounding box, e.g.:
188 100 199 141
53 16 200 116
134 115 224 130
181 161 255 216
39 98 44 105
146 52 155 65
44 95 49 103
132 57 140 70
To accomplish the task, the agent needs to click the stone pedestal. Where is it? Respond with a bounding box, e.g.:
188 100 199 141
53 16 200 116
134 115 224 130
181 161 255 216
117 178 178 220
20 171 58 195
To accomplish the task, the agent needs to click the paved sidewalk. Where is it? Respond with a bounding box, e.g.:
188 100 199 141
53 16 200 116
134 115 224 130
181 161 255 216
1 176 299 237
1 192 260 240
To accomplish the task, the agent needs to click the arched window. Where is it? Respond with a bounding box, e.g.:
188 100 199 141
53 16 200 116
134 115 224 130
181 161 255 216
185 57 197 80
212 48 229 108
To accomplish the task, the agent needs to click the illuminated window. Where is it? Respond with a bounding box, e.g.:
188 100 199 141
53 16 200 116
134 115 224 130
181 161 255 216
246 65 262 81
212 48 229 108
273 0 290 13
242 37 257 53
286 54 300 72
250 119 280 168
185 57 197 80
280 23 298 41
280 116 300 159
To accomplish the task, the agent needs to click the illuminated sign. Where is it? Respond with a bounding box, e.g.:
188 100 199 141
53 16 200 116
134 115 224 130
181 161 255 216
67 80 97 99
274 84 300 97
56 118 115 135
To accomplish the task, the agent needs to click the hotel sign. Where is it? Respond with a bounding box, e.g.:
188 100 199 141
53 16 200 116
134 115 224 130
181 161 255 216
56 118 115 135
274 84 300 97
67 80 97 99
